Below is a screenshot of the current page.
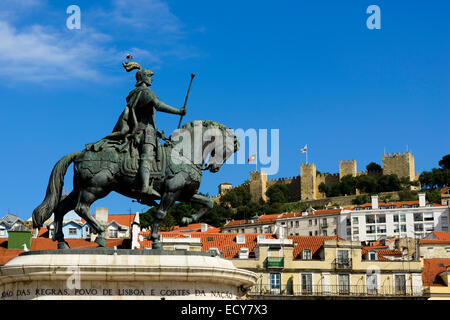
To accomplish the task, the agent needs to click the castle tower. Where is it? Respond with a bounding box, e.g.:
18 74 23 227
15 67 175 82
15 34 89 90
339 160 357 180
301 163 317 200
249 170 268 203
382 152 416 181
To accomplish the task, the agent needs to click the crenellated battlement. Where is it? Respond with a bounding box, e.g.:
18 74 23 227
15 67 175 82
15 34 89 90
357 170 367 176
267 175 300 184
316 173 339 178
382 151 411 159
339 160 356 164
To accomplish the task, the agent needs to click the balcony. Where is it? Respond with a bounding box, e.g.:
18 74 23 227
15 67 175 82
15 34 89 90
333 258 352 269
320 223 328 228
249 284 426 298
265 257 284 268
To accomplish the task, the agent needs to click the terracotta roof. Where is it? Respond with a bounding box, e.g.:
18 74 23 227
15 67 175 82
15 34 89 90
138 231 277 258
224 209 341 227
171 223 215 232
431 232 450 241
37 227 49 237
0 238 126 265
82 213 135 227
422 258 450 287
361 245 403 261
288 236 342 259
350 201 444 210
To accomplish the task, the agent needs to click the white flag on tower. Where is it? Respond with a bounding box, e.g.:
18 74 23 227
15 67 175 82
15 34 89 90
300 145 307 153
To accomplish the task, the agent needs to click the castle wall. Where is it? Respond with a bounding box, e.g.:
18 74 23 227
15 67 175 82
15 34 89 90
382 152 415 181
266 176 301 202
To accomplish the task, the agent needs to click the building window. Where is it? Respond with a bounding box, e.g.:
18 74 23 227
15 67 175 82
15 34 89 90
400 224 407 232
414 224 423 232
355 207 362 211
366 226 376 234
338 274 350 294
368 251 377 261
254 228 257 233
414 213 423 222
323 230 327 236
68 227 77 236
346 218 351 226
365 206 372 210
270 273 281 292
352 217 358 225
393 215 399 222
395 275 406 295
301 273 313 294
377 225 386 234
366 215 375 224
322 218 327 226
352 227 359 235
314 230 318 236
302 249 312 260
295 221 299 227
366 273 378 295
376 215 386 223
423 212 434 222
400 215 406 222
314 219 318 225
109 229 118 238
309 231 313 236
308 220 312 226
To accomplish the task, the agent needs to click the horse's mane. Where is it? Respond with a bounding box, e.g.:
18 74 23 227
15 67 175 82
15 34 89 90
180 120 230 132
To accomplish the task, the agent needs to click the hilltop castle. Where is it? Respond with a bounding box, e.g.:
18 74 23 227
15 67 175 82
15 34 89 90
212 151 420 204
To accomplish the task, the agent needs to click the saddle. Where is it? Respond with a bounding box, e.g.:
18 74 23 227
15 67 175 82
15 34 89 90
83 136 166 179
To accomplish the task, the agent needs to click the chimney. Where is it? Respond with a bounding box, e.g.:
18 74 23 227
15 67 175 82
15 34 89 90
371 195 379 210
419 193 426 207
95 207 108 225
200 223 208 233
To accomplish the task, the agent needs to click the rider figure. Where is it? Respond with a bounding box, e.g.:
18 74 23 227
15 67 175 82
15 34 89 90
113 61 186 197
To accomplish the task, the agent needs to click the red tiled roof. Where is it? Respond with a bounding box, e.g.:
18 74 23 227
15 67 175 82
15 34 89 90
288 236 342 259
82 213 135 227
0 238 126 265
361 245 402 261
171 223 215 232
37 227 49 237
422 258 450 287
138 231 277 258
224 209 341 227
350 201 444 209
432 232 450 241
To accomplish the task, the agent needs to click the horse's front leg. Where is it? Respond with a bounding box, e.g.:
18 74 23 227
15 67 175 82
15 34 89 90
149 191 177 250
182 194 214 225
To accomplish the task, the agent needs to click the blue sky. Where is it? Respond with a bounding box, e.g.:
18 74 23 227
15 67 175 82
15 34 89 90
0 1 449 220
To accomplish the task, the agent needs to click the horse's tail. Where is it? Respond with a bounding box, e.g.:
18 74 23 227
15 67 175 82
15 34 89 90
32 152 80 228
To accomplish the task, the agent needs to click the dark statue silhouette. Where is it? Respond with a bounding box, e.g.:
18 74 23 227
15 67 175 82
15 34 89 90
32 61 239 250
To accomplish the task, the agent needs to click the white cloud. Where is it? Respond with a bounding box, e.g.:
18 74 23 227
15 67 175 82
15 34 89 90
0 0 194 84
0 21 110 82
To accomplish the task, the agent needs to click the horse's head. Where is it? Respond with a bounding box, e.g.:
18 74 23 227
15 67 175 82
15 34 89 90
204 126 240 173
170 120 239 173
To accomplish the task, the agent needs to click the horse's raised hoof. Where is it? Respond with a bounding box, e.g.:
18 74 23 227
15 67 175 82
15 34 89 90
95 236 106 247
58 241 70 250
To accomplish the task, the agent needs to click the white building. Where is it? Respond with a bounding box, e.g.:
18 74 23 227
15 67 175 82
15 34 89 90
339 193 449 242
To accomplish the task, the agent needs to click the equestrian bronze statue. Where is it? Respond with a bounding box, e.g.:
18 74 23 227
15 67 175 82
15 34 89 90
32 61 239 250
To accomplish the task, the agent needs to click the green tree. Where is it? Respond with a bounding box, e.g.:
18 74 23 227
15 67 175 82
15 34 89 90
426 189 441 204
352 195 371 205
266 184 289 204
439 154 450 170
366 162 382 174
397 190 418 201
219 185 251 208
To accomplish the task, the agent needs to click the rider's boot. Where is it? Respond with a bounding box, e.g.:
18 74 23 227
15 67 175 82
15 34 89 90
138 160 161 198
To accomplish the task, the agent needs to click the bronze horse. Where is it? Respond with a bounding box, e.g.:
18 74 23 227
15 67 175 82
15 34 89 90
32 120 239 249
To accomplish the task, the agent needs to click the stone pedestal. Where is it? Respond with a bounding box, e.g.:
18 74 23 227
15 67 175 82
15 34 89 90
0 249 257 300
